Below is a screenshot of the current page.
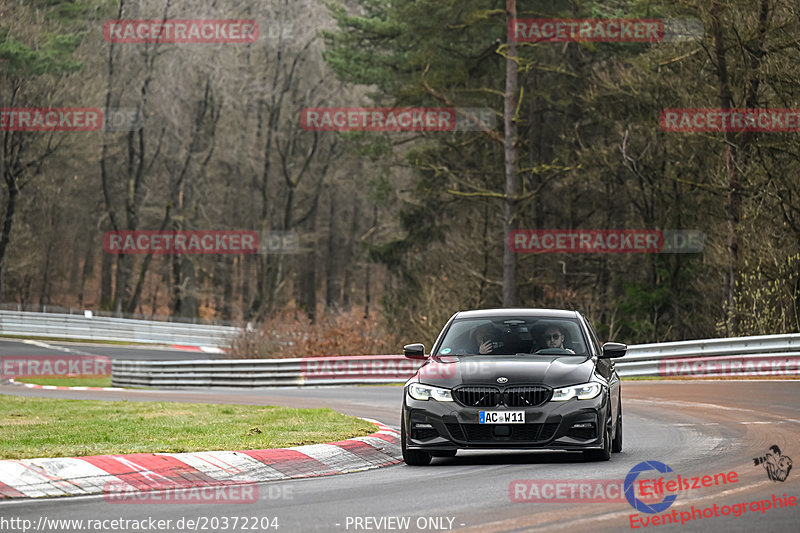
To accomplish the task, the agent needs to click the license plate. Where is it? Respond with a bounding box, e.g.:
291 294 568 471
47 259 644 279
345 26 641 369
479 411 525 424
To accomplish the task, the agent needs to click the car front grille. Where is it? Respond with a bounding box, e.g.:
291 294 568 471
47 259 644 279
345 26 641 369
453 385 551 408
445 422 559 443
453 386 501 407
503 386 551 407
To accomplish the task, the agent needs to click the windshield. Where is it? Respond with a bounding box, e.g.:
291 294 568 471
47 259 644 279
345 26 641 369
435 317 588 356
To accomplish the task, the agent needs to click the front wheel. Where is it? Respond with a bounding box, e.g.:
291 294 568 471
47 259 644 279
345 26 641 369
583 423 611 462
401 416 431 466
611 399 623 453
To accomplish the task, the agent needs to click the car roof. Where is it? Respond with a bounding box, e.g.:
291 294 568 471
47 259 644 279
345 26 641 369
453 308 581 320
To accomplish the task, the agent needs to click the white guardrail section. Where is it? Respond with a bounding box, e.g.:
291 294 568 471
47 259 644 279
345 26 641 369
0 310 239 347
111 334 800 388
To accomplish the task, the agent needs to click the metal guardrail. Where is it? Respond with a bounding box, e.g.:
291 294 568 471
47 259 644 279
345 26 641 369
111 334 800 388
0 303 240 326
618 333 800 377
112 359 305 387
0 310 240 347
112 355 422 387
621 333 800 360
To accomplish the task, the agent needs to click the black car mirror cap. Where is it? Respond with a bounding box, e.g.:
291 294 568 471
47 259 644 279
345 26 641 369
600 342 627 359
403 343 427 359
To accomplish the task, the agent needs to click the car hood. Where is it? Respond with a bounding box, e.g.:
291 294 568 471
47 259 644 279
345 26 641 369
416 354 596 389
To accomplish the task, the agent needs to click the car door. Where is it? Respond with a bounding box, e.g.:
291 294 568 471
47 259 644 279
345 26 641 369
583 316 620 422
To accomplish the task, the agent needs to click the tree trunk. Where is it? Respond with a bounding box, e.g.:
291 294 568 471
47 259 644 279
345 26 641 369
711 0 758 336
364 205 377 318
0 179 19 300
300 201 319 323
112 254 131 314
100 233 113 309
325 185 341 310
39 214 55 306
502 0 520 307
78 231 95 307
342 199 360 310
222 254 233 321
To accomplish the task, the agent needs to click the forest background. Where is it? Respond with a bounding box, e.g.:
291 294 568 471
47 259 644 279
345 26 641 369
1 0 798 355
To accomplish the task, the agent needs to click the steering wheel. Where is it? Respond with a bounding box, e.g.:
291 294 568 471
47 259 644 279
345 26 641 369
534 348 575 355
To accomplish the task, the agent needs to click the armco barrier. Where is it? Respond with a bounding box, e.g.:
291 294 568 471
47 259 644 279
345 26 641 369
617 333 800 377
0 310 239 347
112 356 424 388
111 334 800 388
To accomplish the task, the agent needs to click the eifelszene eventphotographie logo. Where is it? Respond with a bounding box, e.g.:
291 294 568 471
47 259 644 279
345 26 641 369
754 445 792 482
625 461 678 514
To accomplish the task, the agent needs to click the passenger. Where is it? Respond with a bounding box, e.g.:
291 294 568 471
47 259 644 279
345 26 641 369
472 323 500 354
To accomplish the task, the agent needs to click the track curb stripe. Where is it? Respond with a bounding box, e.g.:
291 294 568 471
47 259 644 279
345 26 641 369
0 421 400 500
238 448 340 478
0 480 26 498
6 378 122 392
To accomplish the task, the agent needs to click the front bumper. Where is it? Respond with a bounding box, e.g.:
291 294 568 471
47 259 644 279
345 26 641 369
403 388 609 452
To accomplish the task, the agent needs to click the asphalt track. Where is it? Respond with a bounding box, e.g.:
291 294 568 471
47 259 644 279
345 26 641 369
1 340 798 533
0 338 220 361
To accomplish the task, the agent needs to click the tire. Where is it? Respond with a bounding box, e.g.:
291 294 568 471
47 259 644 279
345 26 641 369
611 398 623 453
401 416 432 466
583 422 611 462
430 450 457 457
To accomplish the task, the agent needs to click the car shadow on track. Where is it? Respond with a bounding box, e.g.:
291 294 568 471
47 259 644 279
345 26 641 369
421 450 595 466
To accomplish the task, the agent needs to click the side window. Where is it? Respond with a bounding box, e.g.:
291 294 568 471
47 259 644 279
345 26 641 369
563 322 586 353
584 318 603 356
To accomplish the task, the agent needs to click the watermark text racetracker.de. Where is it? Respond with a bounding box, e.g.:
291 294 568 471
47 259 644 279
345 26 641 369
104 230 257 255
510 18 703 43
660 355 800 378
660 108 800 132
104 19 258 44
1 355 110 380
1 107 142 132
103 230 299 255
509 468 738 504
508 229 703 254
510 18 664 42
0 515 279 532
300 107 495 132
103 482 267 504
510 479 658 503
301 356 420 381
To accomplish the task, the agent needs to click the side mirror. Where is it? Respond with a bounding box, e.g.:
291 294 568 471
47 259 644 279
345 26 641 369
600 342 627 359
403 343 427 360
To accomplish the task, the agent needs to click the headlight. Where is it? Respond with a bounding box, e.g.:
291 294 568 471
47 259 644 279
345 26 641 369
408 383 454 402
551 382 602 401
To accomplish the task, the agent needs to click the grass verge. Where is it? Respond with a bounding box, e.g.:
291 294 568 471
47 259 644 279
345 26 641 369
13 376 113 388
0 396 376 460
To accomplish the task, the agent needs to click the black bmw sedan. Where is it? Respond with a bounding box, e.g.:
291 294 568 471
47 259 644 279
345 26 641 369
401 308 626 465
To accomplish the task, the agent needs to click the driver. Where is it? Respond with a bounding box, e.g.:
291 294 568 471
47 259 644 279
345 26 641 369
542 325 575 353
